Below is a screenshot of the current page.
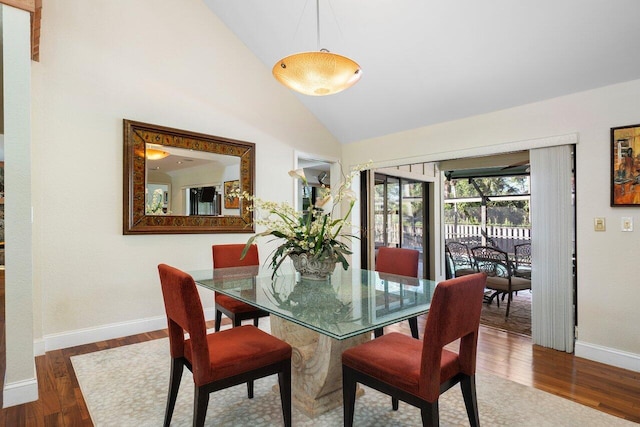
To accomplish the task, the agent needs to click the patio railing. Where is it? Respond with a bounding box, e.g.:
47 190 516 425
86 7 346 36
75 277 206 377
444 224 530 254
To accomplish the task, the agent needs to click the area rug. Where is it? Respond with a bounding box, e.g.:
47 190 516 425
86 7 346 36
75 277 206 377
480 289 531 336
71 328 634 426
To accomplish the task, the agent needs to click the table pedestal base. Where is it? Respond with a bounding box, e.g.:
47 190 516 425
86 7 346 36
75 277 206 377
270 315 369 418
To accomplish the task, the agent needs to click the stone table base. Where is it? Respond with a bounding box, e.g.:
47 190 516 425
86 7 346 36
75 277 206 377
270 315 370 418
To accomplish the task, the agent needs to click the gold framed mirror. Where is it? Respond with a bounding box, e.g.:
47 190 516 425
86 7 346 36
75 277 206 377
123 120 255 234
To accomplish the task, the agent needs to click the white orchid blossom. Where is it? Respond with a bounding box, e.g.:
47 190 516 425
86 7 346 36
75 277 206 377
342 189 358 202
288 168 308 185
146 188 167 215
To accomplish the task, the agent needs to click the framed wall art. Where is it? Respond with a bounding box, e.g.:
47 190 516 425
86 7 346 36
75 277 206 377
224 180 240 209
611 124 640 206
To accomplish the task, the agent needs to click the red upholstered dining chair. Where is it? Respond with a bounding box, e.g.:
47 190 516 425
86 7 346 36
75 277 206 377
342 272 487 427
212 244 270 331
374 246 421 339
158 264 292 427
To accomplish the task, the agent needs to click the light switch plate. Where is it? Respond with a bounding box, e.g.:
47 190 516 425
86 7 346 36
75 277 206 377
622 217 633 232
594 217 606 231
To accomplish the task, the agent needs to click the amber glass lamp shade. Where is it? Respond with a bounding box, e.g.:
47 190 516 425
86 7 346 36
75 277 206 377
146 149 169 160
272 50 362 96
136 147 170 160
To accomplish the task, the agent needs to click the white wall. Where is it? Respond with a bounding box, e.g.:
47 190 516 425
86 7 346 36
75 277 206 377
343 79 640 371
28 0 340 353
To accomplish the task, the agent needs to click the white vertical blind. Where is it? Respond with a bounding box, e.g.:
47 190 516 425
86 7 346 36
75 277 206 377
530 145 575 352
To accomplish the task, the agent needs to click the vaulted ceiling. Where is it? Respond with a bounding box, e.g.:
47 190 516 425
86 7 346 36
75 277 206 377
204 0 640 144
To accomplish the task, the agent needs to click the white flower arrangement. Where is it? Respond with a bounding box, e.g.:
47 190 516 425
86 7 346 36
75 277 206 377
241 162 370 274
146 188 166 215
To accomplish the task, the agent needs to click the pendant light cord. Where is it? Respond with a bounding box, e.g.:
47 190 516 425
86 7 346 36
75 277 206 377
316 0 321 51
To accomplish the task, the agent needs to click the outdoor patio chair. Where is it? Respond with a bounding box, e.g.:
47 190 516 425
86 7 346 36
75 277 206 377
445 242 478 277
513 242 532 279
470 246 531 318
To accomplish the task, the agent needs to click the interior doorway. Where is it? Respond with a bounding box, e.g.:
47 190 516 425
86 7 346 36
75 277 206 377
442 152 533 335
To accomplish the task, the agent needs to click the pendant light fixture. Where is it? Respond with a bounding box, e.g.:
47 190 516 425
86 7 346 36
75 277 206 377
136 144 170 160
272 0 362 96
145 148 170 160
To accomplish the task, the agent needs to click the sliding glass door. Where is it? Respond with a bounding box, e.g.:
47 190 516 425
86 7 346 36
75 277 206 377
374 175 399 248
373 173 428 278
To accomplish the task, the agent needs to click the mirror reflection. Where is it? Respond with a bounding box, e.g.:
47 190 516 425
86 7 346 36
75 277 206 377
145 145 241 216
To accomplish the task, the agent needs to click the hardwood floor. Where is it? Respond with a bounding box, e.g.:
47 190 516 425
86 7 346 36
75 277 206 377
0 316 639 426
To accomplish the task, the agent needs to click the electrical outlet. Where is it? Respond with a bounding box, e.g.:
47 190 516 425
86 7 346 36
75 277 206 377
622 217 633 232
594 217 606 231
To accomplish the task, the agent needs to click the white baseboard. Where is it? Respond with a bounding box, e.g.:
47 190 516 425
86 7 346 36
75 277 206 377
3 378 38 408
42 307 217 352
575 340 640 372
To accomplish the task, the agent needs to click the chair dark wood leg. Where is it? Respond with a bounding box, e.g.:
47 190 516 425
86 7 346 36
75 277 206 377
233 316 242 327
163 358 184 427
408 316 419 339
373 327 383 338
214 309 222 332
505 292 512 317
392 397 399 410
278 363 292 427
253 317 259 327
420 401 439 427
193 385 209 427
247 380 254 398
460 375 480 427
342 367 357 427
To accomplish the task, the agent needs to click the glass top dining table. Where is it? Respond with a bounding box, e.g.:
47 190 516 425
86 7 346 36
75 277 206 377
190 265 437 341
